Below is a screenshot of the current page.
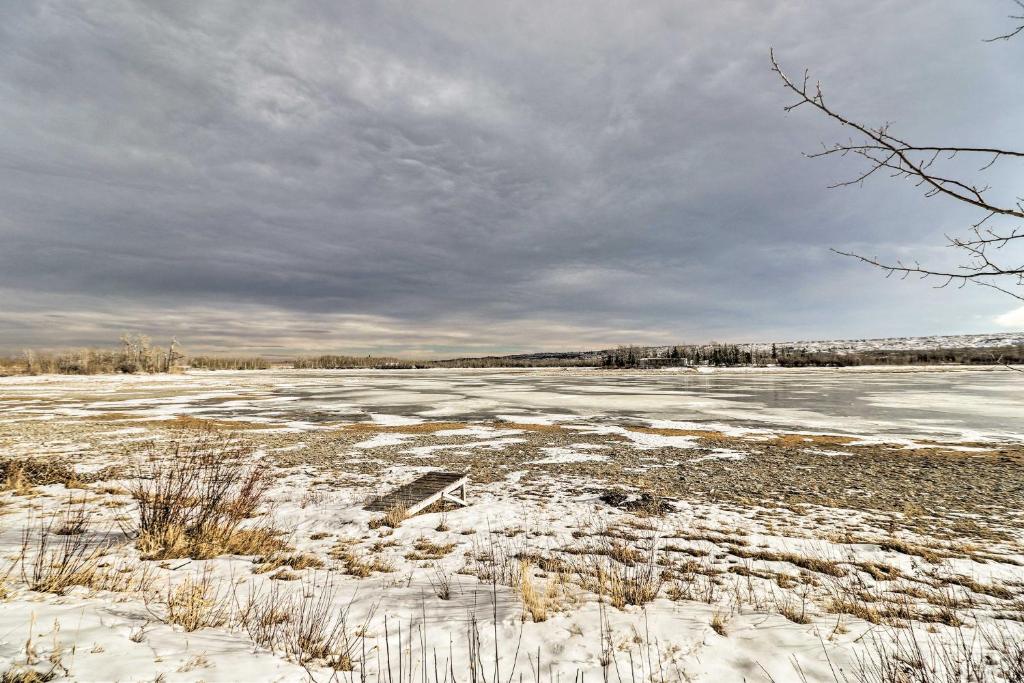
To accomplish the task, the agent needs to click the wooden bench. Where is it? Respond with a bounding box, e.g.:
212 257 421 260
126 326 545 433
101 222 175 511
364 471 469 515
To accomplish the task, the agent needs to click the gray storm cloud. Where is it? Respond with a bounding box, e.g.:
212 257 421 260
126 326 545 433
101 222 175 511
0 1 1021 355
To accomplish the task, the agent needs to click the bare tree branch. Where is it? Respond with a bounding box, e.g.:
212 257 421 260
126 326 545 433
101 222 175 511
769 50 1023 220
984 0 1024 41
770 19 1023 300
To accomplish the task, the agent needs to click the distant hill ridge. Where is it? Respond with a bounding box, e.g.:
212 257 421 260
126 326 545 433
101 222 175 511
448 331 1024 363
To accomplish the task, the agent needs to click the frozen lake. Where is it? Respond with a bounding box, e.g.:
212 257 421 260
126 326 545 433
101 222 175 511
3 366 1022 442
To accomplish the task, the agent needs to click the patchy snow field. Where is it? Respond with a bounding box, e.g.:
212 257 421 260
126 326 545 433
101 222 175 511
1 368 1023 682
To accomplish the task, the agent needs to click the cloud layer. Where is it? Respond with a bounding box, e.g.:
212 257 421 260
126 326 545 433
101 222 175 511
1 1 1021 355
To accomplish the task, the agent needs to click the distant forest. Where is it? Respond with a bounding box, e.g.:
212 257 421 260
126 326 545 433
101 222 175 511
2 337 1022 376
599 343 1024 369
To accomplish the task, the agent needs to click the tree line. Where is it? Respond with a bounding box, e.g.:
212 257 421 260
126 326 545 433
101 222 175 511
0 336 276 376
600 343 1024 368
3 337 1022 376
2 335 185 376
601 344 774 368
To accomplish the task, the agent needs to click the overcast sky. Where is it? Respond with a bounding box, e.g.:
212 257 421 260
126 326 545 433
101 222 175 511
1 1 1022 357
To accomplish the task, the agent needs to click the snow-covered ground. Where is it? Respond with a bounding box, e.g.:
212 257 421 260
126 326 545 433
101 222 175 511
746 331 1024 353
1 369 1023 682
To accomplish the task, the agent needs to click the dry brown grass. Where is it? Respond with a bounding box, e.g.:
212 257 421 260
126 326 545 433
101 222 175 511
1 668 58 683
593 552 663 609
161 416 277 431
726 546 846 577
605 541 644 566
631 426 730 440
519 560 556 622
368 506 408 529
2 462 29 494
493 422 566 433
876 537 944 564
942 574 1014 600
1 459 80 494
153 568 228 632
404 538 456 561
136 523 286 561
857 562 903 581
253 552 325 574
675 529 750 546
331 542 394 577
822 584 964 628
777 592 813 624
339 422 468 435
771 433 857 448
710 611 729 636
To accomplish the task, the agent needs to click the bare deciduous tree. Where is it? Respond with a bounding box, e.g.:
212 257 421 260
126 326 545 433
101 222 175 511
771 5 1023 301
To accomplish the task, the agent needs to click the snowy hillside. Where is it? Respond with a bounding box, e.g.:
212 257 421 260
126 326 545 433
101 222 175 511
753 331 1024 354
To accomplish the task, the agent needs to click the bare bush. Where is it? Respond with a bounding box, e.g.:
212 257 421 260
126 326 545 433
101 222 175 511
128 432 280 560
429 564 454 601
19 511 110 595
236 574 373 669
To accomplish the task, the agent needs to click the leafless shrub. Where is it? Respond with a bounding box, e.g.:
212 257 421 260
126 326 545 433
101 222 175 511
52 495 89 535
236 574 373 669
189 356 271 371
19 511 111 594
429 564 454 601
128 432 280 560
19 509 153 597
983 626 1024 681
236 579 293 651
2 335 184 375
464 534 525 588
